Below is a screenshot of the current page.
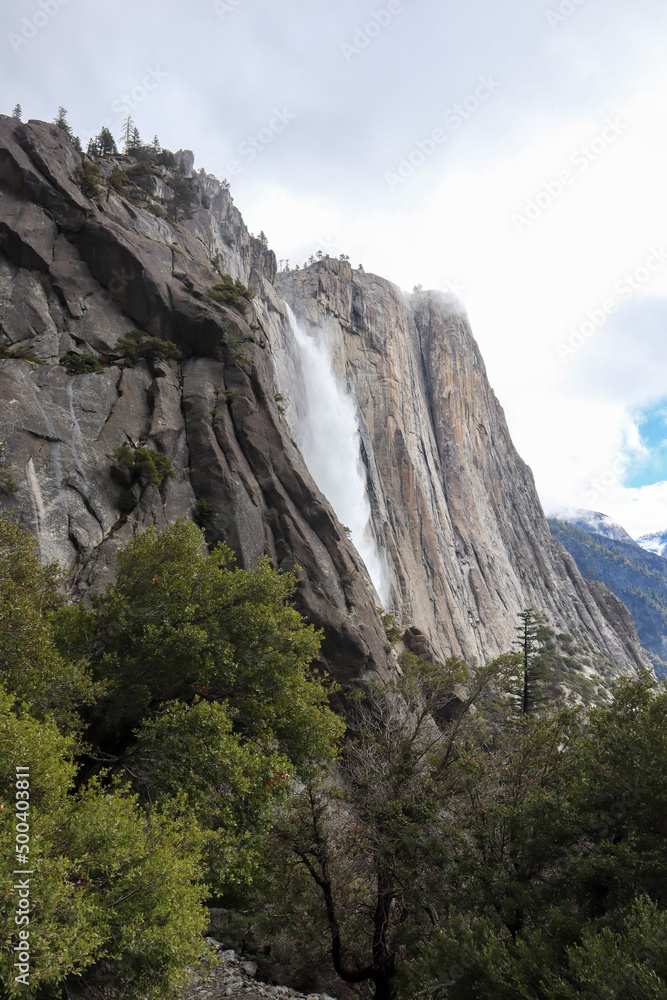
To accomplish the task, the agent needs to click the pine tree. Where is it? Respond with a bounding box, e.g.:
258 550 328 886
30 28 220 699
128 126 142 153
53 107 81 151
11 104 22 121
515 607 548 714
96 126 117 156
54 106 72 136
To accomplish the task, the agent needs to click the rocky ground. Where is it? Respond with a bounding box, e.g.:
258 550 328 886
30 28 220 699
185 940 337 1000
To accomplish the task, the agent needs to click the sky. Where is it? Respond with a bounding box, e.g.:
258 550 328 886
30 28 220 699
3 0 667 538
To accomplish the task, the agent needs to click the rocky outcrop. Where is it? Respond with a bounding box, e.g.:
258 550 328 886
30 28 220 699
0 116 392 687
277 261 648 673
187 940 338 1000
0 114 648 687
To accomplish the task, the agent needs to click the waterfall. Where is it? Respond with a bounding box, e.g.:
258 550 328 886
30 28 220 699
283 305 390 606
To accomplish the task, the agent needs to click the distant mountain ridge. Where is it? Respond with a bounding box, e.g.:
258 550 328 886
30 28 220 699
549 511 667 677
637 530 667 559
550 507 634 542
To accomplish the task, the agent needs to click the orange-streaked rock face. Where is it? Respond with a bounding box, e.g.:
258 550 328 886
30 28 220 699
278 262 647 675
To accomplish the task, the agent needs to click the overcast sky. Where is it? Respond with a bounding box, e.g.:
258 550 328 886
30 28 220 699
3 0 667 537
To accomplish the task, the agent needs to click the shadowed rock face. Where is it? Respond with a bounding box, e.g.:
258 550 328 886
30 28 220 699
0 116 392 687
0 115 647 689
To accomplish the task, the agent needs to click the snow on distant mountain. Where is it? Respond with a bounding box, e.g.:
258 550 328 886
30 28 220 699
549 507 634 543
637 531 667 558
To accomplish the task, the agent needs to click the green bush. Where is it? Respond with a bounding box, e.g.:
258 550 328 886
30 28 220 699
0 690 207 999
0 345 41 364
208 274 254 314
109 445 174 487
76 160 102 199
58 351 104 375
116 329 182 365
0 442 17 497
57 520 343 767
377 607 401 649
118 489 138 513
193 497 213 525
0 516 99 731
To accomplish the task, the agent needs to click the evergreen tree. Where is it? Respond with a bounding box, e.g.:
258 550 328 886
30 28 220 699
53 106 81 151
11 103 21 121
54 106 72 138
96 126 117 156
169 165 194 222
128 125 142 153
515 607 548 714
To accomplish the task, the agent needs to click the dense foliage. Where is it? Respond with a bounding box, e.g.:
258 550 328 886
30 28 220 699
0 516 342 998
0 501 664 999
231 658 667 999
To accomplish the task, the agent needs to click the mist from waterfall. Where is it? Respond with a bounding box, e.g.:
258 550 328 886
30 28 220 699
284 305 390 606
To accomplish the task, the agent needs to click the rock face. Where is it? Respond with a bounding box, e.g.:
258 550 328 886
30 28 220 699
0 116 392 687
0 114 647 687
277 262 647 673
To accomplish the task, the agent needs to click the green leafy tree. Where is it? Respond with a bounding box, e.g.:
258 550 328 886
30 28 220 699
400 674 667 999
0 515 98 731
514 607 550 714
88 125 117 156
169 165 195 221
76 160 102 199
0 689 207 999
57 520 343 764
128 125 142 153
53 106 80 150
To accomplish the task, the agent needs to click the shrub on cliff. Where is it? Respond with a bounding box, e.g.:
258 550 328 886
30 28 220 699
208 273 255 314
58 351 104 375
116 329 182 365
0 442 17 496
109 445 174 487
76 159 101 199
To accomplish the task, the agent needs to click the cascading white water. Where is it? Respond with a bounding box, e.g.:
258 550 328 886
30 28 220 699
283 305 390 606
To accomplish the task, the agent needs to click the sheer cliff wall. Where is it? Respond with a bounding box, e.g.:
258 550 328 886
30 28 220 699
0 115 647 685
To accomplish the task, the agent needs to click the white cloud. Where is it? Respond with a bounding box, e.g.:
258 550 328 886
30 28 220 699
245 63 667 538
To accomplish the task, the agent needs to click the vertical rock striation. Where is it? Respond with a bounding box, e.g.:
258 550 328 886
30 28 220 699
277 261 647 673
0 114 647 689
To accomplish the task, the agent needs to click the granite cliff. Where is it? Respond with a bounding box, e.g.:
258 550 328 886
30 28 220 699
0 114 647 690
